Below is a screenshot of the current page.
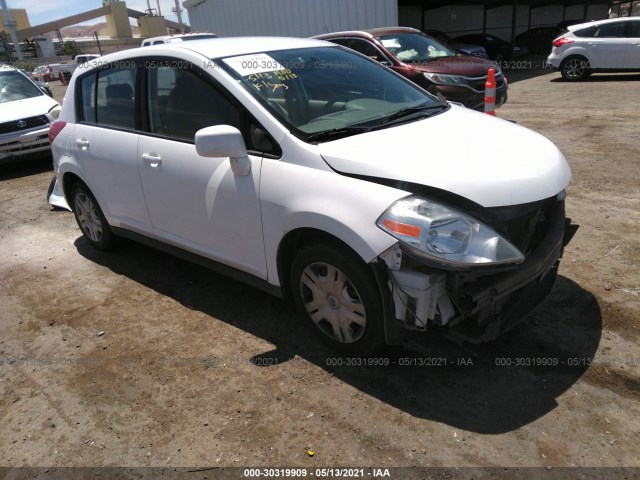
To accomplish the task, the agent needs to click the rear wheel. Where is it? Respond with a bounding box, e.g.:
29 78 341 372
560 56 590 81
290 243 385 356
71 183 116 251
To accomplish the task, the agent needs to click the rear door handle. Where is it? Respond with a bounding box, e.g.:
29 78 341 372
75 139 89 149
141 153 162 167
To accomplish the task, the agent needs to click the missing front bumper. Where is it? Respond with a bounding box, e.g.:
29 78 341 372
376 199 576 345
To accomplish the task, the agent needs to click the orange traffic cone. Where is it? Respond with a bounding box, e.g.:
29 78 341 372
484 68 496 116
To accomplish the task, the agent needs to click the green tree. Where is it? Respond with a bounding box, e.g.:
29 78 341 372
58 41 82 57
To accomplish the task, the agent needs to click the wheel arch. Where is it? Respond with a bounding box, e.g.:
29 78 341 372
275 225 392 298
62 171 84 204
560 51 592 67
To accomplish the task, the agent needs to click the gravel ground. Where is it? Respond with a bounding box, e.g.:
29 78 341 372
0 69 638 475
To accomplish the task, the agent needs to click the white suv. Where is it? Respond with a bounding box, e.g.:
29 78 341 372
548 17 640 80
141 33 218 47
49 38 572 355
0 65 60 161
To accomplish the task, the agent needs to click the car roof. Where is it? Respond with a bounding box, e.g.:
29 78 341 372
315 26 421 40
568 17 635 31
99 37 333 64
144 33 217 42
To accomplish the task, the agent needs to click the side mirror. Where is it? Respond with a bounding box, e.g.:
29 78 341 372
195 125 251 176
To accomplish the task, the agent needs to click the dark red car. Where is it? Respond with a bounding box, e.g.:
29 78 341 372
315 27 507 111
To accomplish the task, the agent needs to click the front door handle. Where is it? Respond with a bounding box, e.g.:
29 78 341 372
141 153 162 167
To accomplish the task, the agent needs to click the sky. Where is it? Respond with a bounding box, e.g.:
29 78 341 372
8 0 190 28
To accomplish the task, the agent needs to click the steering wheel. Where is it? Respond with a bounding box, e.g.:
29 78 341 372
268 100 289 120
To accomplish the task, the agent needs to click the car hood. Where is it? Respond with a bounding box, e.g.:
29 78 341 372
318 106 571 208
0 94 58 123
404 55 496 75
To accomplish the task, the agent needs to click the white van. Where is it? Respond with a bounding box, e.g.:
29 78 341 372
140 33 218 47
48 38 573 355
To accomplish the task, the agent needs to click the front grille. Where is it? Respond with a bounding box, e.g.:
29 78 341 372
0 134 50 153
465 74 505 92
0 115 49 135
481 196 559 256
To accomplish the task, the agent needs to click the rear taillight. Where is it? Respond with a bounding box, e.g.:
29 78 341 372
552 37 574 48
49 121 67 144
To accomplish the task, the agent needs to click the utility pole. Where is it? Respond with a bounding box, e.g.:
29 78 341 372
0 0 23 60
172 0 184 33
509 0 518 60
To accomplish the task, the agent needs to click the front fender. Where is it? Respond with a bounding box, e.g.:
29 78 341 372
260 159 408 286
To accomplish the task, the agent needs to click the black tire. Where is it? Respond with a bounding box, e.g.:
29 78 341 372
71 182 116 251
560 56 590 81
290 243 385 357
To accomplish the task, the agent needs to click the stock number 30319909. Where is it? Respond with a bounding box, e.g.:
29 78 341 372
243 468 369 477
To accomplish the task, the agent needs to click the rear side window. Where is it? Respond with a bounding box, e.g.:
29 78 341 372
79 66 137 130
574 22 625 38
345 39 380 58
573 26 595 38
631 21 640 38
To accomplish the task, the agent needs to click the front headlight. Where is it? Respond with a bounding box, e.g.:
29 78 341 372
423 72 467 86
377 196 524 267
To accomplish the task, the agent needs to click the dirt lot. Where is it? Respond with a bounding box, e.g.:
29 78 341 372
1 69 639 474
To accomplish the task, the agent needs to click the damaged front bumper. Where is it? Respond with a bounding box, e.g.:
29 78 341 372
375 197 576 346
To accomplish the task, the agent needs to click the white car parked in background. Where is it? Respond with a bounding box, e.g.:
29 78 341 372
0 65 60 161
49 38 573 355
548 17 640 80
140 33 218 46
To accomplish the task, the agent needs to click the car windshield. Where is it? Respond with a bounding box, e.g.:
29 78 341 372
219 46 445 142
0 71 43 103
379 32 456 62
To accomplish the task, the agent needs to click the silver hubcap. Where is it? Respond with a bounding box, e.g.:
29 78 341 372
299 262 366 344
75 193 103 243
564 59 586 79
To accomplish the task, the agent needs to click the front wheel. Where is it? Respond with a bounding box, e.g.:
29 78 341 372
560 56 590 81
290 244 385 356
71 182 116 251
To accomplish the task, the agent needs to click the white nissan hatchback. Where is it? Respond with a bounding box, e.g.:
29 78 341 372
49 38 573 355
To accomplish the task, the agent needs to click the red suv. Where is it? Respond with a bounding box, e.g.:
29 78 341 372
315 27 508 111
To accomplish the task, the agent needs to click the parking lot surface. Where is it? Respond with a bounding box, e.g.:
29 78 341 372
1 70 638 469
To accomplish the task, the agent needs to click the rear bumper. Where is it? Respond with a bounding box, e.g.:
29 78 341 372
546 52 562 69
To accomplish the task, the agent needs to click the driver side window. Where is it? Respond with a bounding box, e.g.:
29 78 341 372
345 39 387 62
146 63 240 141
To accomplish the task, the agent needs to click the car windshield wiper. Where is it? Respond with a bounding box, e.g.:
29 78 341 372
306 126 371 143
373 102 449 127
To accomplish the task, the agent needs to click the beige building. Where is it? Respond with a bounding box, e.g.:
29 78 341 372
0 8 31 34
